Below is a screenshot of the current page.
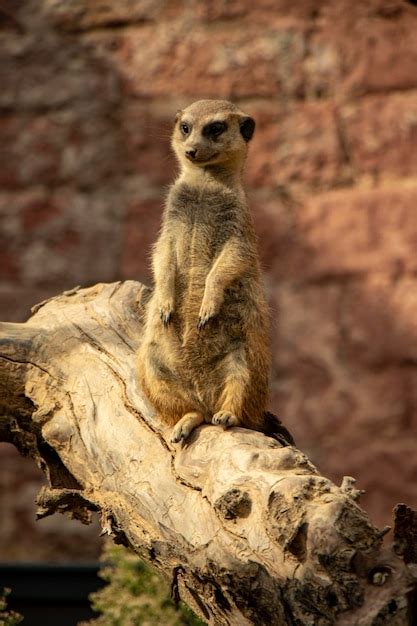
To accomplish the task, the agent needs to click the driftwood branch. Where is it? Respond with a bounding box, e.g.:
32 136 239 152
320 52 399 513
0 281 416 625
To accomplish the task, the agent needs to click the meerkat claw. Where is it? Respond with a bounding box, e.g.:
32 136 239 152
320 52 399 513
198 312 215 329
160 310 172 327
197 316 209 330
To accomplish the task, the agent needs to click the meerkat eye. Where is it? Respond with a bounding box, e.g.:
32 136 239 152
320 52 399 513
203 121 227 138
180 123 190 135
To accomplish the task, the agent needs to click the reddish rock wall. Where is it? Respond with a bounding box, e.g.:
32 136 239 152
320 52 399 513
1 0 417 559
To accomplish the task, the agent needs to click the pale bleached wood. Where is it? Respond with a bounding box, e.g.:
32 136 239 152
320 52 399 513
0 281 416 625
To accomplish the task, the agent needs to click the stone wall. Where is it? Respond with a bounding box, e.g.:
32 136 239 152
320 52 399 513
1 0 417 559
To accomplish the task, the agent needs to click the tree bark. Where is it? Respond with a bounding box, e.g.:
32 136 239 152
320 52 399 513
0 280 416 625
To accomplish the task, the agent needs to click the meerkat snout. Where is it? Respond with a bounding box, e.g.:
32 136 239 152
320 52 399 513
185 148 197 160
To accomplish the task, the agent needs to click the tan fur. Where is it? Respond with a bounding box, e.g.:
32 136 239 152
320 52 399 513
137 99 271 443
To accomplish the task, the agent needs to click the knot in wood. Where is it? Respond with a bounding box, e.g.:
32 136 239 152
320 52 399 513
214 488 252 520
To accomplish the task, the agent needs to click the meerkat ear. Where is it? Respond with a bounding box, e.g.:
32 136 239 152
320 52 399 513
239 116 256 142
175 110 182 122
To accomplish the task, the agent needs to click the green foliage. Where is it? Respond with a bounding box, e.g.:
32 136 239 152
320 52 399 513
82 542 205 626
0 588 22 626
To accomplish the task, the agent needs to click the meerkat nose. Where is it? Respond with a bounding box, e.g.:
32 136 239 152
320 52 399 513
185 148 197 160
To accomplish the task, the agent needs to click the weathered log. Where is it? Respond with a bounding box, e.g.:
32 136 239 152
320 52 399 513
0 281 416 625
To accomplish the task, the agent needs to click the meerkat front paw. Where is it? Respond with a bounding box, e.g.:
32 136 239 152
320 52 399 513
212 410 239 428
197 299 220 329
197 308 216 329
198 278 224 329
158 300 174 327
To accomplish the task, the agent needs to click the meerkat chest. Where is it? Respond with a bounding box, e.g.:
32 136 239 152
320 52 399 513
167 183 241 267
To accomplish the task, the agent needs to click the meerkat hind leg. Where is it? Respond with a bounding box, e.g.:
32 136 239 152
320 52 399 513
212 408 239 428
212 348 249 429
171 411 205 443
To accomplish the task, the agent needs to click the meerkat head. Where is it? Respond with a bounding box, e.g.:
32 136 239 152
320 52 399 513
171 99 255 173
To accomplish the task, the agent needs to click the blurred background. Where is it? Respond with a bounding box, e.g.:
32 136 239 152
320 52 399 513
1 0 417 612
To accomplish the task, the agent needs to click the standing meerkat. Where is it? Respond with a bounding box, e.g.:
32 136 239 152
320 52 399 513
137 99 273 444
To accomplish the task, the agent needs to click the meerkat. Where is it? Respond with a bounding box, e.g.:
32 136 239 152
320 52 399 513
137 99 272 444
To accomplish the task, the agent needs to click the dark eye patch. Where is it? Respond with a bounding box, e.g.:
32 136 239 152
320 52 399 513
180 121 191 135
202 121 227 138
